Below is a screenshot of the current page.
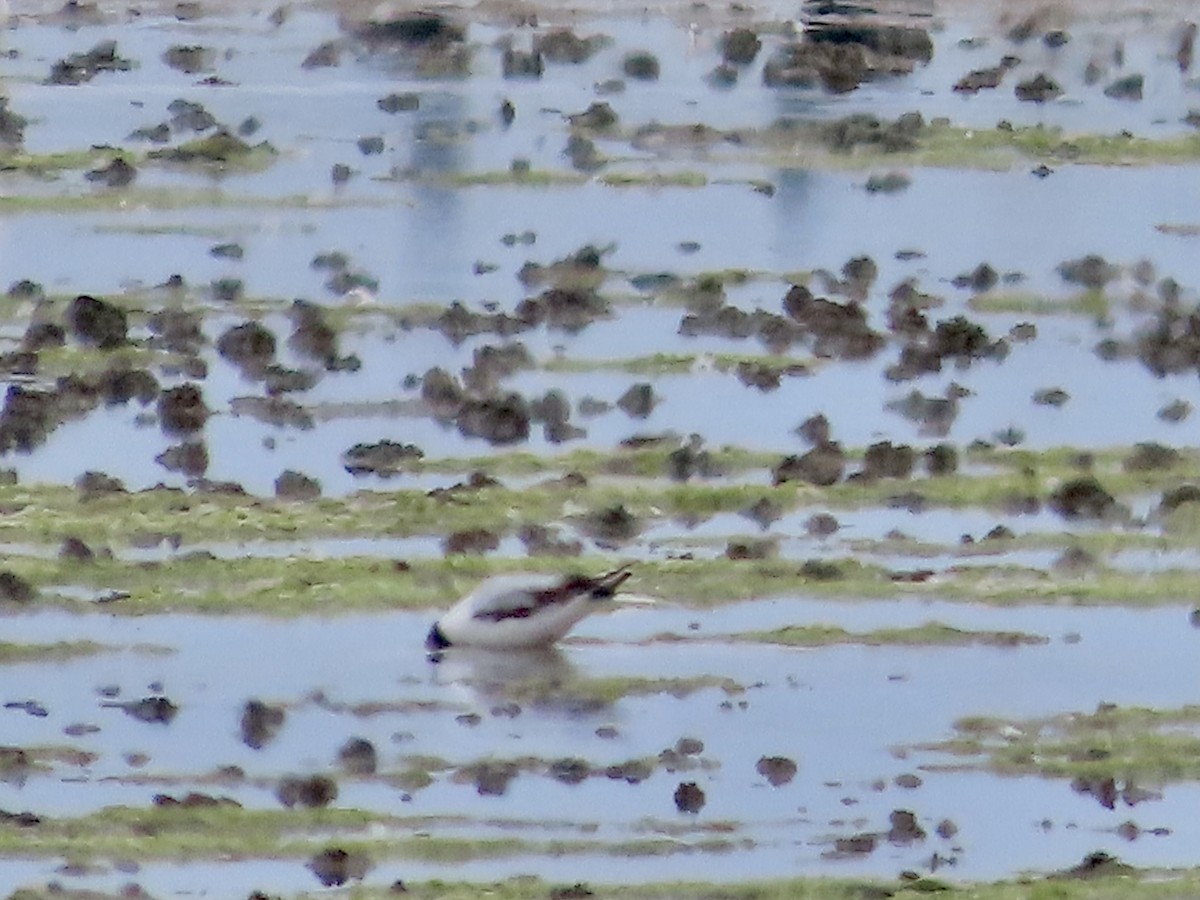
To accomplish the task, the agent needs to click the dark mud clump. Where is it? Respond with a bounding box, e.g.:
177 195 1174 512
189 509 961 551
1015 73 1063 102
517 286 610 332
617 383 657 419
1058 254 1119 289
85 156 137 188
67 295 127 349
756 755 798 786
337 738 377 775
277 774 338 808
457 393 531 444
887 809 926 844
241 699 285 749
549 757 591 785
721 28 762 65
673 781 706 813
443 528 500 556
782 284 883 359
461 760 519 796
1122 442 1180 472
115 696 179 724
763 25 931 93
157 383 209 436
622 51 660 80
217 322 276 377
149 308 206 355
0 571 36 606
858 441 915 480
536 28 605 64
581 504 640 546
342 440 423 476
275 470 321 501
773 442 845 487
1051 851 1135 881
889 315 1003 381
156 440 209 476
47 40 133 85
308 847 371 888
1049 477 1117 520
820 112 925 153
0 99 28 149
925 444 958 476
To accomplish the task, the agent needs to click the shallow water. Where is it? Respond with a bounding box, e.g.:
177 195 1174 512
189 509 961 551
4 0 1200 894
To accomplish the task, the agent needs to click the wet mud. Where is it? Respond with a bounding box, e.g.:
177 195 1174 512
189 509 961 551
4 0 1200 896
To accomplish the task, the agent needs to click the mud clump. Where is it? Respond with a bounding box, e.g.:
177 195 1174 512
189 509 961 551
153 791 239 808
887 809 926 844
460 761 519 796
756 755 797 786
782 284 883 359
76 471 126 499
47 40 133 85
721 28 761 65
277 774 338 808
581 504 640 546
0 571 36 605
241 699 285 749
85 156 137 188
763 25 931 93
536 28 605 64
725 539 777 560
67 295 127 349
457 393 531 445
337 738 377 776
1058 254 1119 289
354 11 465 48
157 383 209 436
443 528 500 556
673 781 706 813
275 470 321 500
156 440 209 476
116 696 179 724
820 111 925 153
773 442 845 487
1049 477 1117 520
517 286 610 332
217 322 276 376
549 757 591 785
1051 851 1135 881
342 440 423 476
622 51 660 80
1123 442 1180 472
1015 73 1062 102
0 99 28 149
59 536 95 562
149 308 205 354
617 383 657 419
1104 74 1144 101
925 444 959 476
859 441 915 480
308 846 371 887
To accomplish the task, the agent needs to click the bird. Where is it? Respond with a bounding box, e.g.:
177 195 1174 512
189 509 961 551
425 565 633 650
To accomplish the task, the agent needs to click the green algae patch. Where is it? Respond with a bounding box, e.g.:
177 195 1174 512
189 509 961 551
147 131 278 171
0 640 112 663
0 803 742 864
284 870 1200 900
739 621 1048 648
968 290 1113 319
919 704 1200 782
12 870 1200 900
752 118 1200 170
